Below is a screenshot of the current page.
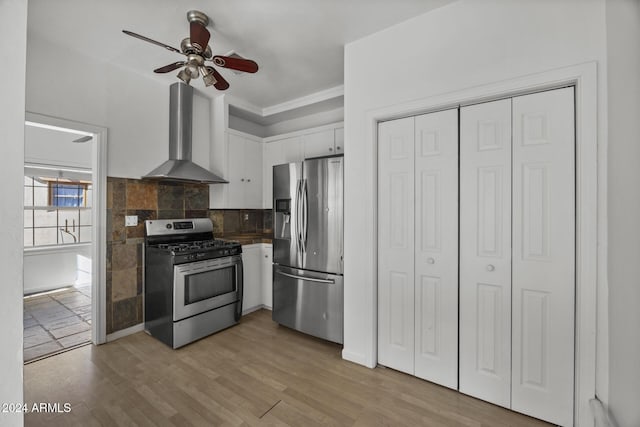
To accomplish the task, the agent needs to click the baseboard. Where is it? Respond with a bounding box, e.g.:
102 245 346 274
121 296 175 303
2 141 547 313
106 323 144 342
590 398 617 427
242 304 272 315
342 349 374 368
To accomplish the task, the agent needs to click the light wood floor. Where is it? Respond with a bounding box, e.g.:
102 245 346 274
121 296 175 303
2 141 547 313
24 309 550 426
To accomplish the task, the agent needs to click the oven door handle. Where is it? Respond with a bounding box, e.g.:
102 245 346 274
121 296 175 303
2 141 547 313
276 270 335 284
235 258 244 321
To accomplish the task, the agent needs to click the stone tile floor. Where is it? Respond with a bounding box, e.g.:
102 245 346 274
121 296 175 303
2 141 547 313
23 284 92 362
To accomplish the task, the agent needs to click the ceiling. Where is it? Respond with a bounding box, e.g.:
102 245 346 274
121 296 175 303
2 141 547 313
27 0 453 109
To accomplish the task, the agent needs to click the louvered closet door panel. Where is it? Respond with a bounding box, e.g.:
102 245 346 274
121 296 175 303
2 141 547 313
511 88 575 427
377 117 415 374
459 99 512 408
413 109 459 389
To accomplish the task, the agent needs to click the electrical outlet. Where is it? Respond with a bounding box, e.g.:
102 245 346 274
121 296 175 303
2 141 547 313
125 215 138 227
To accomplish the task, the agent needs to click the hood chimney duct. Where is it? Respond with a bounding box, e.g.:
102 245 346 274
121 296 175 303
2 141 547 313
143 82 227 183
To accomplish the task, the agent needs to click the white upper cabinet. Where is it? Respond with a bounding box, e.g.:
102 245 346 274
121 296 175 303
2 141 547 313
262 136 303 209
303 126 345 159
221 133 263 209
334 127 344 154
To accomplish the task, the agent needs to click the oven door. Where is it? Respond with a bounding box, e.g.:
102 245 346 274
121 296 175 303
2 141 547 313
173 255 242 322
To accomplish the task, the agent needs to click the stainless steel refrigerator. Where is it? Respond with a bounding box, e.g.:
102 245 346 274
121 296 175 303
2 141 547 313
272 156 343 344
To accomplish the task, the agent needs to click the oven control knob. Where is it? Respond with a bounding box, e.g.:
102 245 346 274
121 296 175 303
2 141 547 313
166 224 172 229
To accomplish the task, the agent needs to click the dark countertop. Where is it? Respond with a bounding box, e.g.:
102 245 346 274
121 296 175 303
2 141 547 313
219 232 273 246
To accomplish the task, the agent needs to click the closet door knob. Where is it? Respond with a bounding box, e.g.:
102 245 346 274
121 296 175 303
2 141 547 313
486 264 495 272
427 257 435 264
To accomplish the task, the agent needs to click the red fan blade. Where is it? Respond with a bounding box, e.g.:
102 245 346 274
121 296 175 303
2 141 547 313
154 62 186 73
211 55 258 73
207 67 230 91
190 22 210 52
122 30 182 54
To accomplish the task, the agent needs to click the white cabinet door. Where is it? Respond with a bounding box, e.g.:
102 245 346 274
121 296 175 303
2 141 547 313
413 109 458 389
281 136 303 163
459 99 512 408
261 244 273 309
242 245 262 312
511 88 575 427
303 129 335 158
225 134 263 209
334 127 344 154
243 138 263 209
263 136 303 209
377 117 415 375
226 133 246 209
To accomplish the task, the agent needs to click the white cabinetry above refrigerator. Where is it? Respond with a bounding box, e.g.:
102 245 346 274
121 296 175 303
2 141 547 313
302 127 344 158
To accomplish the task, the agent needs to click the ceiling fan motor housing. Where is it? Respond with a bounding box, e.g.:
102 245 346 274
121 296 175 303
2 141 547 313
187 10 209 27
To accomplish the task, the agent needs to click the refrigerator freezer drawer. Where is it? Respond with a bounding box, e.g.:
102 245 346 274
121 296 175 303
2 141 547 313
272 265 343 344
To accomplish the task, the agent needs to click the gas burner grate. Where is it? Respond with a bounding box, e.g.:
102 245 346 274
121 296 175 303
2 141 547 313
154 239 237 253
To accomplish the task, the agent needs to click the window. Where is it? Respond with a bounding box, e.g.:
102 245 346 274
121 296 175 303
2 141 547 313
49 182 88 207
24 169 92 247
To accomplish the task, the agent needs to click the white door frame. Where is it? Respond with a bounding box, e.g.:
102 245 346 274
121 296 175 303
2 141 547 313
368 62 600 426
25 112 107 345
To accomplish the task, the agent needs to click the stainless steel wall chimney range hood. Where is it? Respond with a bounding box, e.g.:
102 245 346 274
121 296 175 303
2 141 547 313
143 82 227 183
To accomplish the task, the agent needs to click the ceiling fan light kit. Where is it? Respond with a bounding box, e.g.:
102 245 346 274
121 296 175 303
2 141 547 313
122 10 258 90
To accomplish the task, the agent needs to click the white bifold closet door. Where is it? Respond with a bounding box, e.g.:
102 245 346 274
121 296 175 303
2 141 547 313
460 87 575 426
459 98 513 407
511 88 575 427
378 116 415 375
378 109 458 389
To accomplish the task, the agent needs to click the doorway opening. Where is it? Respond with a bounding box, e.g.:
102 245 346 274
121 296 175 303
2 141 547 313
23 114 107 362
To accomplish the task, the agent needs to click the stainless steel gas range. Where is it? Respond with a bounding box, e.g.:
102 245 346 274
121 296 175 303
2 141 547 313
143 218 243 348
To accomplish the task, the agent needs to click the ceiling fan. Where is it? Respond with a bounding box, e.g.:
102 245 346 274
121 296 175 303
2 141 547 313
122 10 258 90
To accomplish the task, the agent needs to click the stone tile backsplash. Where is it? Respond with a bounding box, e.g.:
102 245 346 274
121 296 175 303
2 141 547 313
106 177 209 334
106 175 273 334
208 209 273 237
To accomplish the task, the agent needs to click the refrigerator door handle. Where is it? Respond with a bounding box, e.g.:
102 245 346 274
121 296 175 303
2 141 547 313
295 178 302 252
276 270 335 284
302 179 308 252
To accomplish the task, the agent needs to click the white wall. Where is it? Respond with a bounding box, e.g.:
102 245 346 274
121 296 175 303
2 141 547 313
264 106 344 137
0 0 27 425
229 114 268 138
24 125 92 169
24 245 92 295
343 0 607 390
606 1 640 426
26 33 173 179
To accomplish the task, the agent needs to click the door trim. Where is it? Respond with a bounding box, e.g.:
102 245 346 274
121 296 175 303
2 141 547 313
25 112 108 345
361 62 600 426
